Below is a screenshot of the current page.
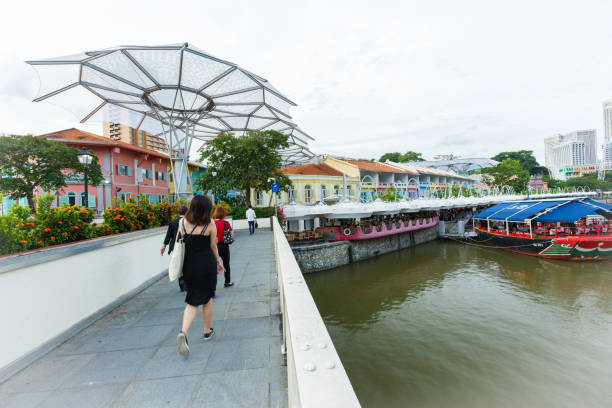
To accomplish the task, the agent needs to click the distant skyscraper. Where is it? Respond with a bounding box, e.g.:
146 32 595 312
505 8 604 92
603 100 612 142
544 129 597 179
604 141 612 163
102 105 169 153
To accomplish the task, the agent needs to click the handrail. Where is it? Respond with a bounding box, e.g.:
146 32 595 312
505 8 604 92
272 217 361 407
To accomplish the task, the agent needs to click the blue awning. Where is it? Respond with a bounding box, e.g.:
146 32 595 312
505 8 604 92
475 198 612 223
474 200 568 221
537 199 612 222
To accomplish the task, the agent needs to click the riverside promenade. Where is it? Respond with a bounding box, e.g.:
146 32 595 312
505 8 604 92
0 230 287 408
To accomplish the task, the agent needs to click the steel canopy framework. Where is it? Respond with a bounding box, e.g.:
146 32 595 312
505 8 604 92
26 42 314 197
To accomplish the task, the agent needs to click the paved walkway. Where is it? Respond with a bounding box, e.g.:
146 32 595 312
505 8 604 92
0 230 287 408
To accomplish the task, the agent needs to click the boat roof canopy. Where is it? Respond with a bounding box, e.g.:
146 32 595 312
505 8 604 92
474 199 612 223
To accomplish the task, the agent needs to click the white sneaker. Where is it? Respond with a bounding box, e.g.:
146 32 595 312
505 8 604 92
177 332 190 356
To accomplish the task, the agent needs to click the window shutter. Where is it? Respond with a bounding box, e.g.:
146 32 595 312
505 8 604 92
88 195 96 208
127 166 132 177
59 195 69 206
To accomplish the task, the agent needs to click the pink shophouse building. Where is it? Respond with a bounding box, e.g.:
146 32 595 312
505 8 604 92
38 128 171 212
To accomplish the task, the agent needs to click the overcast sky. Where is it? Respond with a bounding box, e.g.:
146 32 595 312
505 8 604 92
2 0 612 164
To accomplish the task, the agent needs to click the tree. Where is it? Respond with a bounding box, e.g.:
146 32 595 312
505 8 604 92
0 135 103 211
378 151 425 163
481 158 530 192
400 151 425 162
491 150 546 175
196 130 292 207
379 152 402 162
434 154 460 160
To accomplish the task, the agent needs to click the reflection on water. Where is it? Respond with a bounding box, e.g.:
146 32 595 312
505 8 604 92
305 241 612 408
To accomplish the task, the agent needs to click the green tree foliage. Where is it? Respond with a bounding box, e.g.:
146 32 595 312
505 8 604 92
491 150 547 175
482 158 530 192
558 172 612 191
401 151 425 162
379 152 402 162
196 131 292 207
0 135 103 211
379 151 425 162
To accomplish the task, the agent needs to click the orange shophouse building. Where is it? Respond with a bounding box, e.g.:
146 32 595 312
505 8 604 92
38 128 171 212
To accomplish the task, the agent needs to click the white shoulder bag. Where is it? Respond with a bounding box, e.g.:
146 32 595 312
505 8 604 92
168 220 186 282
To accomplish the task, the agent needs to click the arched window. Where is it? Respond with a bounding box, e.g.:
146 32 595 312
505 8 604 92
346 185 352 198
288 186 295 203
304 185 312 203
334 185 340 196
320 184 327 200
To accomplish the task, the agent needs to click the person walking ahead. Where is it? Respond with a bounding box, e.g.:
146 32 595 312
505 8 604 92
161 205 189 291
177 195 225 357
160 205 188 256
213 206 234 288
246 205 256 235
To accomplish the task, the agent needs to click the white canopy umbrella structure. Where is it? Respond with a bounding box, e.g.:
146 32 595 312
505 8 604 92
26 43 314 197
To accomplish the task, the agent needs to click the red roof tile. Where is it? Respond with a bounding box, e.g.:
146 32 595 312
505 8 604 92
346 160 409 173
281 163 344 177
39 128 170 159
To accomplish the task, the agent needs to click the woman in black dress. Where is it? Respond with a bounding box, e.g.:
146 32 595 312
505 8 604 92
177 195 225 357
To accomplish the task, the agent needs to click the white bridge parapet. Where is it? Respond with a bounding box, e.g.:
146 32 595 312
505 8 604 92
272 217 361 407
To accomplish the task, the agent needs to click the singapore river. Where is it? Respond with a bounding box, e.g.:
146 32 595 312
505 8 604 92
305 240 612 408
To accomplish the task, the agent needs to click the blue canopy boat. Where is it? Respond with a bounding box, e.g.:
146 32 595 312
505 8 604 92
472 198 612 261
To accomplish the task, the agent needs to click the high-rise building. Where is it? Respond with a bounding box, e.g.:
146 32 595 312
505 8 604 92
603 100 612 142
101 105 169 153
604 141 612 163
544 129 597 180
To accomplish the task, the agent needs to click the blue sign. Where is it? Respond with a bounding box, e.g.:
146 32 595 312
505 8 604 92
271 183 280 193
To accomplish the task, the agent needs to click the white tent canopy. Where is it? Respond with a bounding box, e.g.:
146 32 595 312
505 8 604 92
27 43 314 196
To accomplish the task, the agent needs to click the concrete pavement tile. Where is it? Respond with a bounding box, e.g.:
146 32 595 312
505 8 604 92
60 348 153 388
137 344 211 380
133 307 184 327
95 309 148 329
232 288 271 303
42 383 124 408
193 368 268 408
222 316 271 339
228 301 269 319
113 296 160 313
0 354 94 393
74 325 174 353
270 364 288 408
114 375 199 408
0 391 50 408
152 294 187 310
205 338 269 373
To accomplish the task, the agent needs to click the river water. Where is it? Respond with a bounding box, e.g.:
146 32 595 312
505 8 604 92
305 240 612 408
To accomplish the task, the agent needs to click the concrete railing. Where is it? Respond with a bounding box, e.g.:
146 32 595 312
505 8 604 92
0 227 169 382
272 217 360 407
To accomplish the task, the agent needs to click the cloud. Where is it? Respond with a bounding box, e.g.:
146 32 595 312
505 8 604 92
1 0 612 166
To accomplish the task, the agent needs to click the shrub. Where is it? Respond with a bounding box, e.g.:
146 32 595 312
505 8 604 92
0 209 31 255
212 201 231 216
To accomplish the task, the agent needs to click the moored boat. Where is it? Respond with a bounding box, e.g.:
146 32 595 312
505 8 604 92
472 198 612 261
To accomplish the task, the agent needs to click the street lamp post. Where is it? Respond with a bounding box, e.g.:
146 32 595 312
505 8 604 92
211 170 217 204
77 147 94 209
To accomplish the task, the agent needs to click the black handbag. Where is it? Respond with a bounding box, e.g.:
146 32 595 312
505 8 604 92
222 221 234 244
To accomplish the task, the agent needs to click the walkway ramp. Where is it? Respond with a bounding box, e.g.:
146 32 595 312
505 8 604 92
0 230 286 407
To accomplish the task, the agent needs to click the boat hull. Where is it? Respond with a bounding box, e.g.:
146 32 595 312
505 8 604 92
475 229 612 261
318 217 439 241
